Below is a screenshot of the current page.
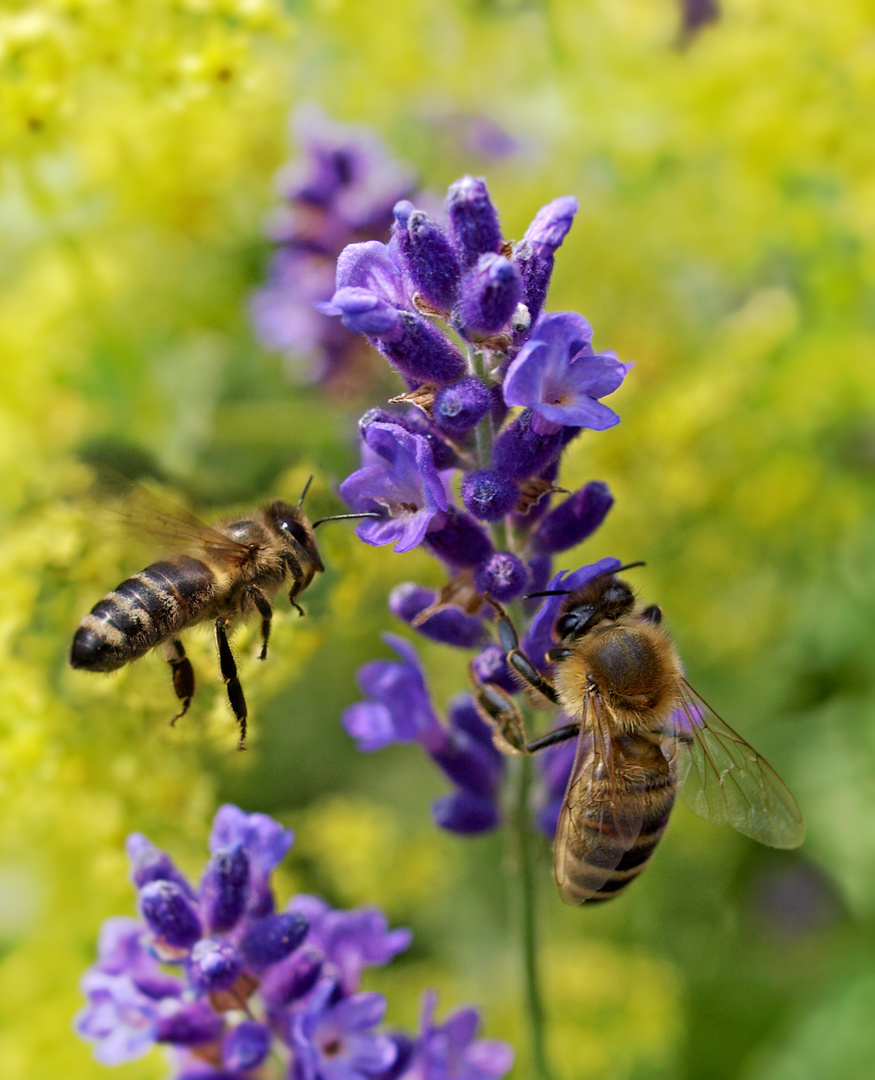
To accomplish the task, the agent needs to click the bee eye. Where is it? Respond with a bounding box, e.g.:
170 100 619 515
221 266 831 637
275 515 311 546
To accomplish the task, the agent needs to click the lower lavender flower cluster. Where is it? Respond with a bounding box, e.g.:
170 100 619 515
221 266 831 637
76 805 513 1080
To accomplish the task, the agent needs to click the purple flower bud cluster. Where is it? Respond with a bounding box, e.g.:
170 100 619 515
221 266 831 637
324 176 631 844
76 805 512 1079
250 106 417 388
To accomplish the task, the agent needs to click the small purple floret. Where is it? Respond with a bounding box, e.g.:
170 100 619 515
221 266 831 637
138 881 202 951
239 912 309 970
222 1020 272 1071
461 469 519 522
474 551 530 602
446 176 503 270
393 200 461 311
504 312 628 435
187 938 243 994
531 480 614 555
455 253 522 337
433 377 492 435
343 633 441 751
200 844 249 934
340 422 448 554
389 583 486 648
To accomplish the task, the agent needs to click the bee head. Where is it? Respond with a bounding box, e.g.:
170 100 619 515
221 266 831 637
268 501 324 572
555 574 638 643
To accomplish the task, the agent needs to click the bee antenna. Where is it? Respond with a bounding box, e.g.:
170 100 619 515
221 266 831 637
524 589 571 599
297 475 315 509
615 561 646 574
311 512 382 529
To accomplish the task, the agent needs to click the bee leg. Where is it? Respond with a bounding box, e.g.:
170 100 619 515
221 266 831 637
640 604 663 625
485 598 559 705
526 722 581 753
215 618 248 751
164 637 195 725
470 672 529 754
246 585 273 661
283 551 306 617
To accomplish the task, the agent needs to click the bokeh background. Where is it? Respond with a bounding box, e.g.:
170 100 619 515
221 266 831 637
2 1 874 1077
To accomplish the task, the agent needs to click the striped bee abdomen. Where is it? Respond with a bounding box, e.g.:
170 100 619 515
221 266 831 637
556 742 676 905
71 557 216 672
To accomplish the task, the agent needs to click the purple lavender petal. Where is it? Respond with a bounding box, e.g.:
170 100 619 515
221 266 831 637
433 791 501 835
504 313 627 435
335 241 410 308
317 287 405 341
75 972 160 1065
222 1020 271 1071
340 423 448 553
343 633 442 750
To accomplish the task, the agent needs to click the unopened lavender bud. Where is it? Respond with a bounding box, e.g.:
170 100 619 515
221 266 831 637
531 481 614 554
126 834 193 895
433 791 500 835
317 287 405 341
139 880 202 950
421 507 494 567
259 947 322 1008
240 912 309 970
389 583 485 648
524 195 578 257
461 469 519 522
155 1001 223 1046
455 254 522 337
188 938 243 994
200 844 249 934
393 201 460 311
433 377 491 435
474 551 530 602
399 407 460 469
491 409 563 482
471 644 516 694
379 311 467 386
222 1021 271 1071
446 175 502 270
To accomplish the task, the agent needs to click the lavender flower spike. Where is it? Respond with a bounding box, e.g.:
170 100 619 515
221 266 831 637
504 312 629 436
340 422 448 553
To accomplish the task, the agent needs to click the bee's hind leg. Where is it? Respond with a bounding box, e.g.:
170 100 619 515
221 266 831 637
246 585 273 661
215 618 248 751
164 637 195 726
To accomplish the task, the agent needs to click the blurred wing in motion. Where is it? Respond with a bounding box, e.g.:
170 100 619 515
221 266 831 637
666 681 805 849
554 693 645 903
101 477 253 568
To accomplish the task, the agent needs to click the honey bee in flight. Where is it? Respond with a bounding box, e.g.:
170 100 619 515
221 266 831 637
474 563 805 904
70 478 374 749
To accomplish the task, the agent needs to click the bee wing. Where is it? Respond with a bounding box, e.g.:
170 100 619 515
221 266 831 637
105 481 253 567
664 680 805 849
553 692 645 902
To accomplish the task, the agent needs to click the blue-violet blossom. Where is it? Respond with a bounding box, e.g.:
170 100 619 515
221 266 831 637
76 805 512 1079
